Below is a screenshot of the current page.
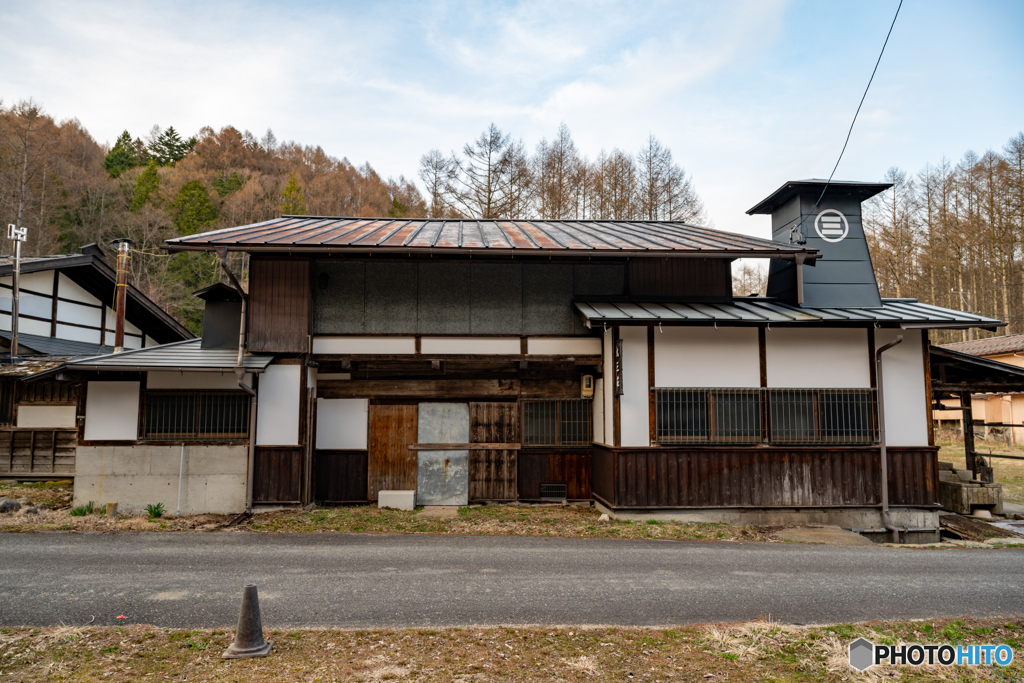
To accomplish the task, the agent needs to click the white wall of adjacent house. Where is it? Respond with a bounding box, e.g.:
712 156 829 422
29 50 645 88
619 326 650 447
83 381 140 441
255 364 301 446
765 328 871 388
654 327 760 388
17 405 76 429
602 327 614 445
875 328 929 447
316 398 369 449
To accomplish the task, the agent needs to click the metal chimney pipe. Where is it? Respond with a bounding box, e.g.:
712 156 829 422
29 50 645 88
110 239 133 353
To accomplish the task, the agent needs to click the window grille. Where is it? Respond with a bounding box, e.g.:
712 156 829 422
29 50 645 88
540 482 568 500
653 388 877 446
522 399 592 447
143 391 250 441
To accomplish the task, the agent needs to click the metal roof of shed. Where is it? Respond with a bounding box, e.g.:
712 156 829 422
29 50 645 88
574 297 1003 330
60 338 274 373
165 217 819 258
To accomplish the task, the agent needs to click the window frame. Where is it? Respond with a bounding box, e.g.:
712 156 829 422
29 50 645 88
521 398 593 448
142 389 251 443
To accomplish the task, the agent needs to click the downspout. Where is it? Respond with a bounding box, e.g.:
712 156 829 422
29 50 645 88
176 443 186 516
217 247 257 513
875 334 903 543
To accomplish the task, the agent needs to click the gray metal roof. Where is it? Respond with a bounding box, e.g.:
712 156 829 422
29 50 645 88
574 298 1003 330
0 331 111 357
746 179 892 215
64 338 274 372
165 217 819 258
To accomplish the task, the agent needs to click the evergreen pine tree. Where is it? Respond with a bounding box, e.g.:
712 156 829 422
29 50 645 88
171 181 219 235
103 131 138 178
280 172 307 215
130 160 161 211
148 126 194 166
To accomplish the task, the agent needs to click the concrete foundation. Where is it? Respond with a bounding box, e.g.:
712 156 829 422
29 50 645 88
595 502 941 543
379 490 416 511
938 467 1003 515
74 445 248 515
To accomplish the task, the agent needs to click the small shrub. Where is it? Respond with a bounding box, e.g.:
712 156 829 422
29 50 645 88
70 501 94 517
146 503 166 519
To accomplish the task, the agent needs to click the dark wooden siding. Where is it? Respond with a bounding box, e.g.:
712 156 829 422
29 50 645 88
592 445 938 508
469 402 518 501
518 449 592 500
367 404 418 500
627 257 731 299
248 258 310 353
314 450 368 503
0 430 77 476
253 447 303 503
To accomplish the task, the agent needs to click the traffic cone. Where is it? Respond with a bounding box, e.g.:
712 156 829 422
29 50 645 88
222 584 273 659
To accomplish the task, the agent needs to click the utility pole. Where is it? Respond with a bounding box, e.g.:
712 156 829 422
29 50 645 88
110 238 133 353
7 223 27 362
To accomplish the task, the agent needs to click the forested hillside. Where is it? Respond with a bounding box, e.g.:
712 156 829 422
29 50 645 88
864 132 1024 342
0 99 424 332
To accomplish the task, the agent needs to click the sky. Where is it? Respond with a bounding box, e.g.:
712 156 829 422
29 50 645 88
1 0 1022 239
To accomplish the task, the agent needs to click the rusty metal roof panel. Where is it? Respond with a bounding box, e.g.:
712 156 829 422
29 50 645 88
166 216 817 257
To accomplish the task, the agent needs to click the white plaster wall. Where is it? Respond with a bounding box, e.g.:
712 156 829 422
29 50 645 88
876 328 929 447
56 299 102 327
316 398 369 449
74 445 248 514
420 337 520 354
766 328 871 388
147 371 249 390
0 313 51 336
1 271 55 294
527 337 602 355
55 323 102 344
84 381 140 441
654 327 760 388
17 405 76 428
603 327 614 445
313 337 415 354
593 378 606 445
256 365 301 446
58 273 97 303
0 291 51 317
619 326 650 447
144 335 157 348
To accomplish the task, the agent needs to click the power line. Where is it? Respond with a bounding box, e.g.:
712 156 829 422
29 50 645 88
814 0 904 208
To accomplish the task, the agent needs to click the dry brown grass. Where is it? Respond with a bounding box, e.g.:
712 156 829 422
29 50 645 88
1 617 1021 682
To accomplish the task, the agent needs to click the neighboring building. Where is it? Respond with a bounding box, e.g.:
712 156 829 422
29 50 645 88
62 180 1002 541
933 333 1024 445
0 245 193 479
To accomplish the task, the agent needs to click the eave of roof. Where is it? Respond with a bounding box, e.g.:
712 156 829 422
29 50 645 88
573 297 1003 330
746 179 893 215
164 217 820 259
939 333 1024 358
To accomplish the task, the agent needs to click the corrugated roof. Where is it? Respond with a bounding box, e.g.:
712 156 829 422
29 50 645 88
63 339 274 372
165 217 819 257
940 333 1024 358
0 331 111 357
573 298 1003 329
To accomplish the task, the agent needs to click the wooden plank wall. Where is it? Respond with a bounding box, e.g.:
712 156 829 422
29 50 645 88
518 450 592 500
468 402 518 501
314 450 368 503
0 430 77 476
248 258 310 353
627 257 731 299
592 445 939 508
252 447 303 503
367 404 418 500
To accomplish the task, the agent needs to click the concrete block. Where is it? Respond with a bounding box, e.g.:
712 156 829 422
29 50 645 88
378 490 416 511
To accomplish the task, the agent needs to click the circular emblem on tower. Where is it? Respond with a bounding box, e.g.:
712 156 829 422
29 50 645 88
814 209 849 242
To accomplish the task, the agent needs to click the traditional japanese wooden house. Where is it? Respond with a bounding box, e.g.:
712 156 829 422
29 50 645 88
62 180 1002 540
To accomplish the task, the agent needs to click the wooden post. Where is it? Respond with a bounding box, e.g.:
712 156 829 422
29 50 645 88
961 390 976 476
922 331 935 447
647 326 655 446
612 327 621 448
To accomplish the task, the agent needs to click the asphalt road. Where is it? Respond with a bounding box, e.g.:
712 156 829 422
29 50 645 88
1 532 1022 628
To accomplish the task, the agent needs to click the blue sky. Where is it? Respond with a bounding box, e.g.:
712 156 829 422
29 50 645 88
1 0 1022 237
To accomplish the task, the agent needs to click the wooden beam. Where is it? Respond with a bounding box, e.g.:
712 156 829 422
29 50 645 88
408 443 521 450
319 379 520 399
961 390 976 476
922 331 934 447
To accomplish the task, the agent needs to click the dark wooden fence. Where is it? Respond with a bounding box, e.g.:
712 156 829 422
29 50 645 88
518 449 592 501
0 429 77 477
253 447 303 504
592 444 938 509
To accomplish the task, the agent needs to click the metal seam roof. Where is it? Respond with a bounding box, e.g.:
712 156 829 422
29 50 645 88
573 298 1003 329
166 217 817 256
63 338 274 371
